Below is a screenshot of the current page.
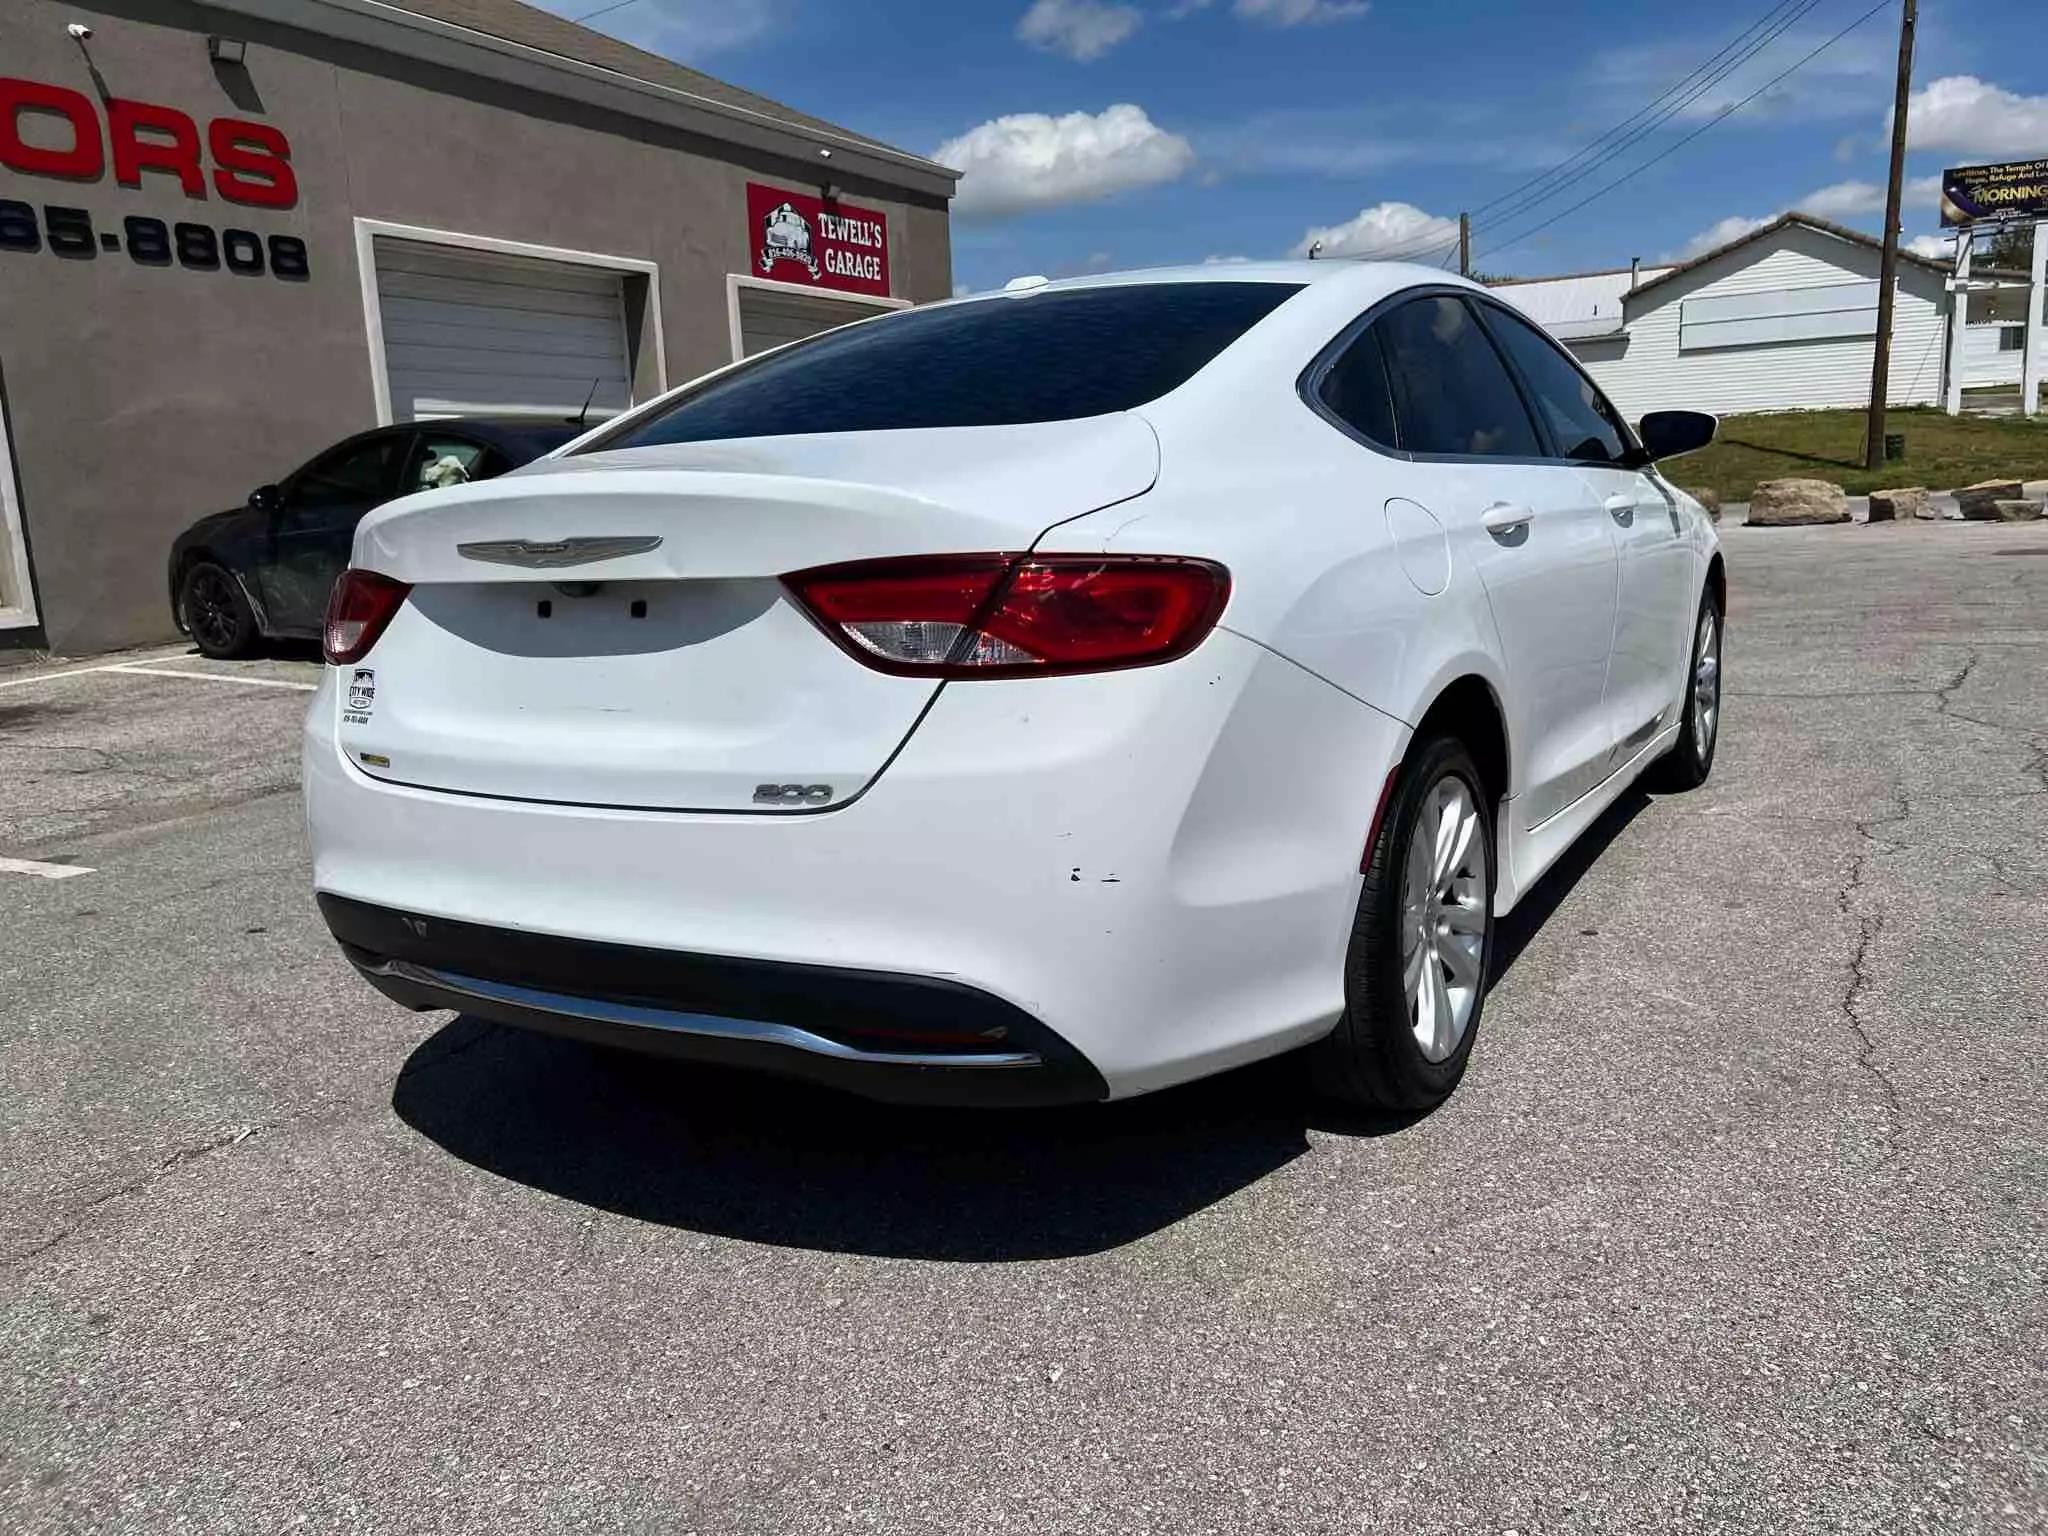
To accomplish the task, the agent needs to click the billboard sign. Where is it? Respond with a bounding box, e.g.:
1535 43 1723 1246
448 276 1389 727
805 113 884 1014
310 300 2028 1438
745 182 890 297
1940 159 2048 227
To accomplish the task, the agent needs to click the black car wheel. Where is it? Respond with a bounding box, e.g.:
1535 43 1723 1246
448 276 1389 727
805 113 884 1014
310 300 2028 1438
1311 734 1495 1112
178 560 259 659
1649 588 1722 792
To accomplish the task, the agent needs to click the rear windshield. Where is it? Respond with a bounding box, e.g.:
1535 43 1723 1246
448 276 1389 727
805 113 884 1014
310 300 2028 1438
495 423 582 459
583 282 1302 451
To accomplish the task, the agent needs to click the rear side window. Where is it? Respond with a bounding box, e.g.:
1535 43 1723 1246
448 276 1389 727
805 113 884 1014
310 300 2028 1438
1482 303 1633 464
1376 295 1541 459
1316 325 1398 447
587 283 1301 450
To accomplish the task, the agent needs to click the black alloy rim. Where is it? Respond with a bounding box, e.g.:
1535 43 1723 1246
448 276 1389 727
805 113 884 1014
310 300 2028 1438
186 568 240 651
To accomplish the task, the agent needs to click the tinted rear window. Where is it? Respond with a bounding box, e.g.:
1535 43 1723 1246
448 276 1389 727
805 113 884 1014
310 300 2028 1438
586 283 1302 451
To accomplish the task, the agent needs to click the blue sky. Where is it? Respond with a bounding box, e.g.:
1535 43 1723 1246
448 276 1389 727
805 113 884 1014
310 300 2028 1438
534 0 2048 292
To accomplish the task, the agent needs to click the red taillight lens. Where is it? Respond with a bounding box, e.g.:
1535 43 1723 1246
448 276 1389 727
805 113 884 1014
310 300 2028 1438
323 569 412 664
784 554 1229 678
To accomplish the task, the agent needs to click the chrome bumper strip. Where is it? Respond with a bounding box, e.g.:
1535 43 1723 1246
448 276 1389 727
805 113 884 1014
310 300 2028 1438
358 958 1044 1071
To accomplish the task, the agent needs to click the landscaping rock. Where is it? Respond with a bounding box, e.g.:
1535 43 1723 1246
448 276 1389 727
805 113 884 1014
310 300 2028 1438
1956 480 2024 520
1685 486 1722 520
1747 478 1849 526
1989 499 2044 522
1868 486 1928 523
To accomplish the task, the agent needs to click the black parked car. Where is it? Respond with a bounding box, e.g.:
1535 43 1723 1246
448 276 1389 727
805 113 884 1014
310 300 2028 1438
169 418 582 658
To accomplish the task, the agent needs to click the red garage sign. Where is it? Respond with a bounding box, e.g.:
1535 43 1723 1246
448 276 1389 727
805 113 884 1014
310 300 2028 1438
746 182 889 297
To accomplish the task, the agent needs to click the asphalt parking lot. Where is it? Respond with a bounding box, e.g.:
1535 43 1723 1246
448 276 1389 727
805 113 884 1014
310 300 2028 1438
3 522 2044 1534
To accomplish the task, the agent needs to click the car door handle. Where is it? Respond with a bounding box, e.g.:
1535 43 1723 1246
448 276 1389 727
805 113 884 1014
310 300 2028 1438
1604 493 1637 527
1481 502 1535 537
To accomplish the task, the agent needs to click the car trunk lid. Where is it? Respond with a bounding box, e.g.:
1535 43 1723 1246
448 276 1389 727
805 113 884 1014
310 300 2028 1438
335 417 1156 813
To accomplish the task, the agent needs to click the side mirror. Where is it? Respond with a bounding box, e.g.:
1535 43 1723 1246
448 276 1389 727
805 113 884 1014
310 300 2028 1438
248 483 282 513
1636 410 1717 463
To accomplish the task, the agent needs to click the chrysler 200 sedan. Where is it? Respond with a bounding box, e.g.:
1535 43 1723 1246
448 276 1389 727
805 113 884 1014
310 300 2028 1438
305 263 1724 1111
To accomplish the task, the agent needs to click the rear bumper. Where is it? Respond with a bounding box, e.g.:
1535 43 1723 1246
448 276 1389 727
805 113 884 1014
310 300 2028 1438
321 894 1106 1107
307 628 1407 1099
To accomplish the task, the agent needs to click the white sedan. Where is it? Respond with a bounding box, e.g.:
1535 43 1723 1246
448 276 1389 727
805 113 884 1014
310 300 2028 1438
306 262 1723 1111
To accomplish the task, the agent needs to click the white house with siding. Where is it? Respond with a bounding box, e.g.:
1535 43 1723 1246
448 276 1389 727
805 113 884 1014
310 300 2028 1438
1489 213 1952 421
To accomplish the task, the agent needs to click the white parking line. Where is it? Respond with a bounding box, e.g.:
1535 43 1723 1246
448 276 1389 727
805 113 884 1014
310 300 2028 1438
0 856 95 880
103 664 317 692
0 648 192 690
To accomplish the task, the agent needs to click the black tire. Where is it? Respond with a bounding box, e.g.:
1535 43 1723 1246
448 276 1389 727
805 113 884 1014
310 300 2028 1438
178 560 259 659
1649 587 1722 792
1311 734 1495 1112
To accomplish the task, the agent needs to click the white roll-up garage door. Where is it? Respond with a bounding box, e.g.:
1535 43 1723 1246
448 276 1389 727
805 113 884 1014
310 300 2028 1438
735 283 896 358
373 239 634 420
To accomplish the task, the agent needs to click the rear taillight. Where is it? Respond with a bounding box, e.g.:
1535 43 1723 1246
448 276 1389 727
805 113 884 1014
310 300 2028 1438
323 569 412 665
784 554 1229 679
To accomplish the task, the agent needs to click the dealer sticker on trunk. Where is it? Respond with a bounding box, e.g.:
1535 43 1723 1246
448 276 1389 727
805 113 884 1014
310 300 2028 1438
344 668 375 725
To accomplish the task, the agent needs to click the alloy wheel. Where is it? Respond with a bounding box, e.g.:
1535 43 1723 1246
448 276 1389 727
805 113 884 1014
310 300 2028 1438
1400 774 1489 1063
185 568 240 653
1692 608 1720 764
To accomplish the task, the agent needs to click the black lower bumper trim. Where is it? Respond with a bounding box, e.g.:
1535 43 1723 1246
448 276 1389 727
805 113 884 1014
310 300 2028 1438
318 894 1107 1107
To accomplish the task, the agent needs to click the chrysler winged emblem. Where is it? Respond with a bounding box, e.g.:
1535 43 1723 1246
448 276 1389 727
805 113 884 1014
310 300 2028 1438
456 536 663 569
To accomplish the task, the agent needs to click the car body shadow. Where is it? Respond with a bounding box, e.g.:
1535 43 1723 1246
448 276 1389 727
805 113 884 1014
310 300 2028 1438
390 785 1652 1262
391 1023 1427 1262
1490 784 1652 984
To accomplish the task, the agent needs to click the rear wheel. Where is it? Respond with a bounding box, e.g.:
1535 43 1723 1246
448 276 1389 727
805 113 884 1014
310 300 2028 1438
1649 590 1722 791
178 560 258 659
1312 735 1495 1111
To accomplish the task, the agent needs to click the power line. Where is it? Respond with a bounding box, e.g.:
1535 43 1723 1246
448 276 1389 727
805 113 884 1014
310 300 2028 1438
1470 0 1897 267
1466 0 1818 236
569 0 645 23
1371 0 1836 264
1365 0 1837 265
1462 0 1828 239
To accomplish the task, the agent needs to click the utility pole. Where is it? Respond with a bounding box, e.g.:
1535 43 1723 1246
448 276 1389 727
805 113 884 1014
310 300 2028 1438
1864 0 1917 470
1459 213 1471 278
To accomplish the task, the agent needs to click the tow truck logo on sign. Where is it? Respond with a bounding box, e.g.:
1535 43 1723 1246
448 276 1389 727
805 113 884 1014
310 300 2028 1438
759 201 820 279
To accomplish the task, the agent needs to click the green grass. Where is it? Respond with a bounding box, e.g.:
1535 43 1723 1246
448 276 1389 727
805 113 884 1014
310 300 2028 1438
1667 405 2048 502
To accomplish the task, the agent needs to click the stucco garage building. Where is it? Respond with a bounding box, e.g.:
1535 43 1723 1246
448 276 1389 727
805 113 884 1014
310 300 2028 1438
0 0 956 654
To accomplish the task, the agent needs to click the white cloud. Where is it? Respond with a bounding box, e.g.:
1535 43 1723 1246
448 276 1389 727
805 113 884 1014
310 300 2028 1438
1290 201 1459 260
1234 0 1369 23
1798 176 1945 219
1800 180 1885 219
1592 29 1888 125
1905 234 1955 260
1906 173 1946 205
1674 214 1771 260
1906 75 2048 157
1673 175 1953 260
1203 253 1250 263
952 282 977 298
1016 0 1141 61
936 104 1196 220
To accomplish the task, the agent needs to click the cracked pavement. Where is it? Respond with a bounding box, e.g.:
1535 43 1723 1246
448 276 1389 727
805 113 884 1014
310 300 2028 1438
2 521 2045 1533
